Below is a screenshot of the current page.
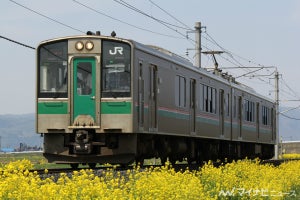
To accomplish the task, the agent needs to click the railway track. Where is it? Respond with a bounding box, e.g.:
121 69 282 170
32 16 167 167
28 158 300 177
29 167 79 175
260 158 300 166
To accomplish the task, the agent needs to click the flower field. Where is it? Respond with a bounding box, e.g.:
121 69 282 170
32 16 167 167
0 159 299 199
281 153 300 159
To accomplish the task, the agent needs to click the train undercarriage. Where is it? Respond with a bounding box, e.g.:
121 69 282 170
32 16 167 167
43 130 274 168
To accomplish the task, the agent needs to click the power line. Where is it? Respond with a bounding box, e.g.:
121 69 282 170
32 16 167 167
10 0 295 106
148 0 192 31
111 0 188 39
204 30 300 118
9 0 85 34
280 77 300 99
205 32 267 68
114 0 190 31
0 35 35 50
280 113 300 120
72 0 183 39
201 31 279 90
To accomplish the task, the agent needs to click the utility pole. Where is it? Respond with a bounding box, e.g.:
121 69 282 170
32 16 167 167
187 22 203 67
274 70 280 159
195 22 201 68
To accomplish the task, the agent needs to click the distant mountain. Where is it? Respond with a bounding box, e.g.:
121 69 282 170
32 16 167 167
0 113 41 149
279 107 300 141
0 108 299 149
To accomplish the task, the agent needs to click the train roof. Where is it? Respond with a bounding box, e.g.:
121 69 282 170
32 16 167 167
131 39 274 103
38 34 274 103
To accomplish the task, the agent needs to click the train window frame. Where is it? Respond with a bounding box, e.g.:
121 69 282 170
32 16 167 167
37 40 68 98
101 40 131 98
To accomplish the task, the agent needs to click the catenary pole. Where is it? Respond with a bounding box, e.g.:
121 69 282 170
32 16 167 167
195 22 201 68
274 70 279 159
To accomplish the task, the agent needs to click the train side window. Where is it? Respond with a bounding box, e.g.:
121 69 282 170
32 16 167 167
175 75 186 107
204 85 208 111
212 88 216 114
199 84 216 114
208 87 212 112
252 101 255 122
199 84 204 111
233 96 237 118
226 93 230 116
262 106 270 125
244 99 255 122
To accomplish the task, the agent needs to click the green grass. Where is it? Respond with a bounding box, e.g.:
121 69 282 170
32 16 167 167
0 152 71 169
0 152 44 164
0 152 170 169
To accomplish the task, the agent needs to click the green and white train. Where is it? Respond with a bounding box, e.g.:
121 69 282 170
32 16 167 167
36 32 276 168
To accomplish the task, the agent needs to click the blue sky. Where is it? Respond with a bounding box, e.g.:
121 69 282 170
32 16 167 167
1 0 300 114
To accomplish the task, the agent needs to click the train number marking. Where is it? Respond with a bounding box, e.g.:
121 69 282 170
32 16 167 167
109 47 123 55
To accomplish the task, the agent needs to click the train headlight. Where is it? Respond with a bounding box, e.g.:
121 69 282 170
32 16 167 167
75 41 84 51
85 41 94 50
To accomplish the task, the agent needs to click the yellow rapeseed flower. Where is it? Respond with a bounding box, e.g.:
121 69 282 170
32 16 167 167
0 159 299 199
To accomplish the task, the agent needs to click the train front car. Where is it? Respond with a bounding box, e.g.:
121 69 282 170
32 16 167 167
36 35 135 167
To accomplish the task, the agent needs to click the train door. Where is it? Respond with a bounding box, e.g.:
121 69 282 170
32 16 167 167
219 89 224 135
256 102 260 139
72 57 96 123
138 61 144 130
190 79 196 134
231 89 235 140
149 64 157 131
238 96 242 138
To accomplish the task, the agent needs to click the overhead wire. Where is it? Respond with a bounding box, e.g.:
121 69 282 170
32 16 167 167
9 0 300 118
72 0 183 39
202 31 278 91
111 0 189 39
8 0 85 34
280 77 300 99
153 4 282 97
0 35 35 50
113 0 191 31
147 0 192 30
280 113 300 120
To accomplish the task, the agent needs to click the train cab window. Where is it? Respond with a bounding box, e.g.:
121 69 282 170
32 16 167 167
101 40 131 98
38 41 68 98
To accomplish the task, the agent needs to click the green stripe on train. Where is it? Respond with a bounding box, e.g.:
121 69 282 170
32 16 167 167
101 102 131 114
38 102 68 114
38 101 131 115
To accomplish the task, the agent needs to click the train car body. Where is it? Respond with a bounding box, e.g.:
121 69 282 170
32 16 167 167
36 34 276 166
